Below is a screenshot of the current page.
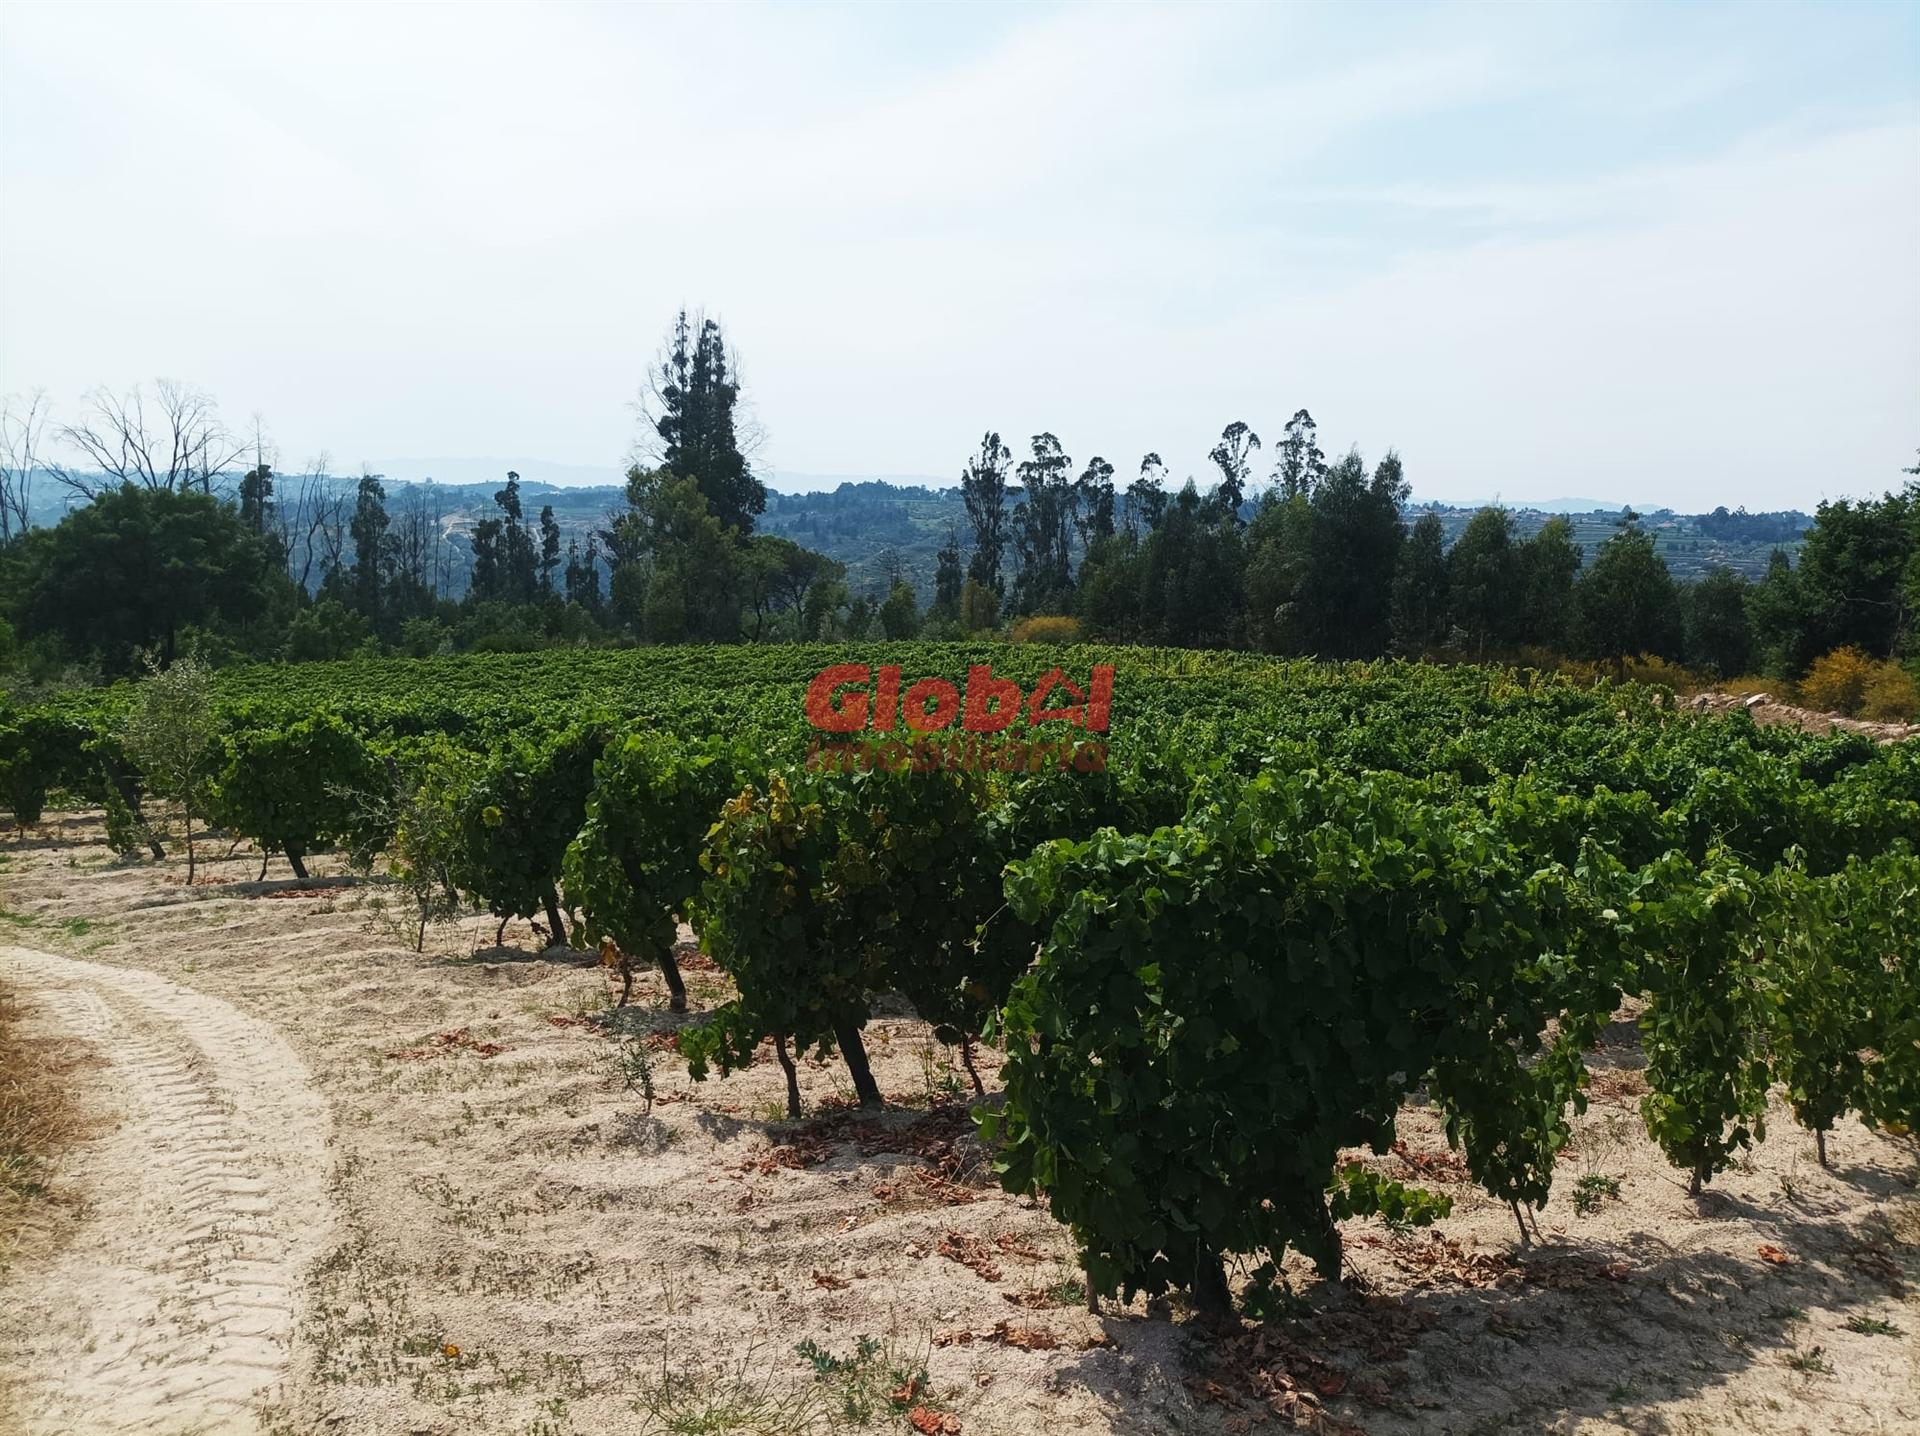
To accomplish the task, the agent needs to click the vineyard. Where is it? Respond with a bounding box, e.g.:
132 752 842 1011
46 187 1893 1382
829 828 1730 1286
2 642 1917 1433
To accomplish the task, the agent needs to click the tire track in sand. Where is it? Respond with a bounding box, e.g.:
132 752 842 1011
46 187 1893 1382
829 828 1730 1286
0 946 331 1435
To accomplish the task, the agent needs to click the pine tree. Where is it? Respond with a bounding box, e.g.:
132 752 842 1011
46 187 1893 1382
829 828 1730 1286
1569 527 1683 661
538 505 562 594
1748 549 1815 679
651 311 765 534
564 535 604 615
1684 565 1754 676
1392 512 1449 654
1288 448 1405 659
961 433 1012 597
930 529 964 624
470 519 504 602
1012 433 1076 614
239 463 273 534
350 474 390 621
1447 507 1519 657
490 472 538 602
1515 516 1582 648
878 579 919 639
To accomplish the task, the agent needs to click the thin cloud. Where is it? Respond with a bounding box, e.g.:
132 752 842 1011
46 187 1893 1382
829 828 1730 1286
1 2 1913 509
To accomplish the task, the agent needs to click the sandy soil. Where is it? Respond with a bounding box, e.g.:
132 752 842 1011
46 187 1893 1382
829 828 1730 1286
1 947 329 1434
0 812 1915 1436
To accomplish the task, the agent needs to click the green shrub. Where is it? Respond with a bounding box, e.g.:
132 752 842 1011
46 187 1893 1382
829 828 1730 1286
686 769 893 1115
451 724 606 948
564 730 743 1010
216 713 382 879
988 767 1623 1316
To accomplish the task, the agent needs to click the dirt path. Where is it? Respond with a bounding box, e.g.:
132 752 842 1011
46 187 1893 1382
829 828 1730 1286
2 828 1917 1436
0 946 333 1436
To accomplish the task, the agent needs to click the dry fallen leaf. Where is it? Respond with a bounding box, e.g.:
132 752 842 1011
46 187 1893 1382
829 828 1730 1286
1311 1370 1348 1397
994 1322 1059 1352
937 1232 1003 1282
1758 1244 1795 1266
906 1407 960 1435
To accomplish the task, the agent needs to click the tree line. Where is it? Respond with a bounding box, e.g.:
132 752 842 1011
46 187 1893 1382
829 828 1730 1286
945 414 1916 697
1 315 1914 704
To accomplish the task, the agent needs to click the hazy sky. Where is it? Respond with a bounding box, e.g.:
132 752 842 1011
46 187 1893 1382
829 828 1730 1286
2 1 1916 508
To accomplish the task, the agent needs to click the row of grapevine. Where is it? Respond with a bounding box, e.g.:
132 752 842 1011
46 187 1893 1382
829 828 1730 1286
2 644 1914 1322
991 771 1917 1313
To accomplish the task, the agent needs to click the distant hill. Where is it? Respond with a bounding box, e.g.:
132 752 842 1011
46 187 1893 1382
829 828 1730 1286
345 459 952 494
16 470 1811 603
1415 496 1637 514
1409 502 1808 583
760 484 1811 595
765 470 952 495
359 456 622 488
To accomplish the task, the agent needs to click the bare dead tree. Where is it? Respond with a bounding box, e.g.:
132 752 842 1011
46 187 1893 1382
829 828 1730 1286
275 462 311 585
247 416 277 487
429 484 449 599
392 487 435 596
279 456 340 592
0 389 48 540
50 380 248 498
312 481 350 582
277 464 308 585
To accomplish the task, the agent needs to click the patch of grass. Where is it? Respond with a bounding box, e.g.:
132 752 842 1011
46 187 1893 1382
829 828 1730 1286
1572 1173 1622 1216
0 982 86 1271
633 1343 836 1435
917 1045 966 1108
793 1335 940 1427
1784 1346 1833 1375
1843 1315 1901 1337
0 910 99 946
1041 1274 1087 1307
